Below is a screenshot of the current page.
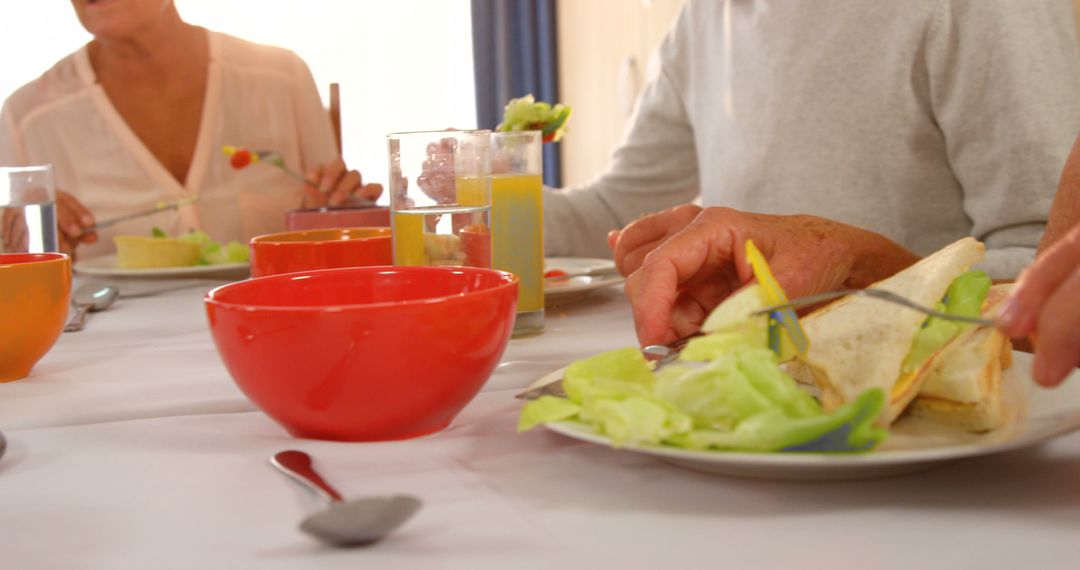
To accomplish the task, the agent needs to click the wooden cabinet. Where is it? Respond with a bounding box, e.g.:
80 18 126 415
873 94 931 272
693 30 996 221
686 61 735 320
555 0 687 188
1075 0 1080 41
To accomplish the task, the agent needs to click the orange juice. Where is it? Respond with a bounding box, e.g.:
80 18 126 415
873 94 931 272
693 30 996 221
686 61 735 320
456 176 488 207
392 210 428 266
491 173 543 315
392 177 492 267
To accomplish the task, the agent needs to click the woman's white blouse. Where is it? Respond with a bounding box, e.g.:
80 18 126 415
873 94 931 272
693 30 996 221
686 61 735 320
0 31 339 258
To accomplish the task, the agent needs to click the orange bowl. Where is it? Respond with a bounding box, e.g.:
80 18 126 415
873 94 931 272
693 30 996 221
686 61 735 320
248 227 391 278
204 266 518 441
0 253 71 382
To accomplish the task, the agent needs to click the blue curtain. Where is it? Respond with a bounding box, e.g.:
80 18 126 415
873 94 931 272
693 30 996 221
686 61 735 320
471 0 562 187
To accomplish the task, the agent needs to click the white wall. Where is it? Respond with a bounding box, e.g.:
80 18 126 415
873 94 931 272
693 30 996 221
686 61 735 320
0 0 477 199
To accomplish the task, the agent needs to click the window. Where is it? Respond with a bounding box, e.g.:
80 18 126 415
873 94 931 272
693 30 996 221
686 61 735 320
0 0 478 200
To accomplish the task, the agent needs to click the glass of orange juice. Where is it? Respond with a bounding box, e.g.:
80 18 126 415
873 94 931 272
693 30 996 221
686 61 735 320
387 130 492 269
491 131 543 336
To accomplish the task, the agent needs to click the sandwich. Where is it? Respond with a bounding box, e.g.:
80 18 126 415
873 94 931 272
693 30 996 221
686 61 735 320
788 237 991 425
906 284 1014 432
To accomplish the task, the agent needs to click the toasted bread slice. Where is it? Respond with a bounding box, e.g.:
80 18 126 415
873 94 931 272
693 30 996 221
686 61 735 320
907 328 1011 432
793 238 986 424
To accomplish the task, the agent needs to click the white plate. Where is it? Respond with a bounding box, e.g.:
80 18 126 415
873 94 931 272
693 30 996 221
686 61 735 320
75 254 250 280
544 257 624 306
533 352 1080 481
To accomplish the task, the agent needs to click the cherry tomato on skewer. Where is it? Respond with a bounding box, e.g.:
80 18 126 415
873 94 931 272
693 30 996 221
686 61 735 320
230 148 253 169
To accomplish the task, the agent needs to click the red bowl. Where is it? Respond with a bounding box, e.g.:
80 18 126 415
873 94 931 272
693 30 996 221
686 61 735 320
249 227 391 278
205 266 519 441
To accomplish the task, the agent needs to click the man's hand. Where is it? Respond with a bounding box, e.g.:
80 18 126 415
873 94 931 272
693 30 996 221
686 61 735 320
303 158 383 208
998 222 1080 387
610 204 702 276
56 191 97 257
623 207 919 346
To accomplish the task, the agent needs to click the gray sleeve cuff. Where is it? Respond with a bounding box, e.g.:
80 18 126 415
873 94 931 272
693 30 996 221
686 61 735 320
974 247 1036 281
543 186 620 259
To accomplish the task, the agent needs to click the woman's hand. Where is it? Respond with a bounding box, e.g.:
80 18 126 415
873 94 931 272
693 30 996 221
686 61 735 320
997 223 1080 387
56 190 97 258
621 206 919 347
416 138 457 204
303 158 383 208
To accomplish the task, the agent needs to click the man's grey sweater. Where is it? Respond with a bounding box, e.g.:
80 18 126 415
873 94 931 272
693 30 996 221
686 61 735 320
545 0 1080 279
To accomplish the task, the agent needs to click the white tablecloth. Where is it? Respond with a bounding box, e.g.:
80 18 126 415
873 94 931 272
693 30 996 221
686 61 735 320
3 281 1080 569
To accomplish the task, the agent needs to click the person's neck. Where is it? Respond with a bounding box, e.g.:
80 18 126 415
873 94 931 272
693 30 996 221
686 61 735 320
88 11 206 80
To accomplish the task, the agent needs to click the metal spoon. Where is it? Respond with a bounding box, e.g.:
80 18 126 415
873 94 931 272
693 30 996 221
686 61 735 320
64 282 119 332
269 450 421 547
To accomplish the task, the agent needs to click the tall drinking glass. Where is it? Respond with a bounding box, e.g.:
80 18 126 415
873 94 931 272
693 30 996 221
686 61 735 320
1 165 57 254
388 130 492 268
491 131 544 336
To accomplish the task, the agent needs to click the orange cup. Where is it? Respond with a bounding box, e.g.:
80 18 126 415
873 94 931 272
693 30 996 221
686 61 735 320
0 253 71 382
248 227 392 278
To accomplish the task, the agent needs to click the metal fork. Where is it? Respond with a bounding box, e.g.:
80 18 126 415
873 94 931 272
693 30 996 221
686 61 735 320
514 333 702 401
81 195 199 235
754 288 994 326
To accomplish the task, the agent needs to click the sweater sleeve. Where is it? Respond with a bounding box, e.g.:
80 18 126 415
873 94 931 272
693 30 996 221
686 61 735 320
926 0 1080 279
544 8 700 258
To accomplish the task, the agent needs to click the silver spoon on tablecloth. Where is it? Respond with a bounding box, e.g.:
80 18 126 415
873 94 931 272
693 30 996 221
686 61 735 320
64 282 119 332
269 450 421 547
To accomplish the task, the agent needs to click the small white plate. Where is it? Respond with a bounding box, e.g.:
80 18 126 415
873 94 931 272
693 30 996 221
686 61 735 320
544 257 624 306
533 352 1080 481
75 254 250 280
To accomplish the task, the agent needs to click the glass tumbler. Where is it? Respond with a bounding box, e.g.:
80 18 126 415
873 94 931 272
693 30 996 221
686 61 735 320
491 131 544 336
1 165 57 254
388 130 492 268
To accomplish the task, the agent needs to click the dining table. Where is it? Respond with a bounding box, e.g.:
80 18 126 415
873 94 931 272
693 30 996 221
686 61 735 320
3 274 1080 570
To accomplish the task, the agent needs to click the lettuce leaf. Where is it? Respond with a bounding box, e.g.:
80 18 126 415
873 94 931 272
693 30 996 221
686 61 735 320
562 347 654 402
667 389 886 452
580 396 691 446
497 94 572 143
174 230 249 265
519 345 887 453
518 396 580 432
901 270 991 373
679 330 761 362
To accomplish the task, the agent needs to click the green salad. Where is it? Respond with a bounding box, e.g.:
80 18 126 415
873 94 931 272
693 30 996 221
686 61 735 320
519 284 888 453
151 227 248 265
497 94 572 143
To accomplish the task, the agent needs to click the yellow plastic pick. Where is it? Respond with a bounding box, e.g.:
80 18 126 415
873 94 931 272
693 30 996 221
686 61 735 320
745 239 809 357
